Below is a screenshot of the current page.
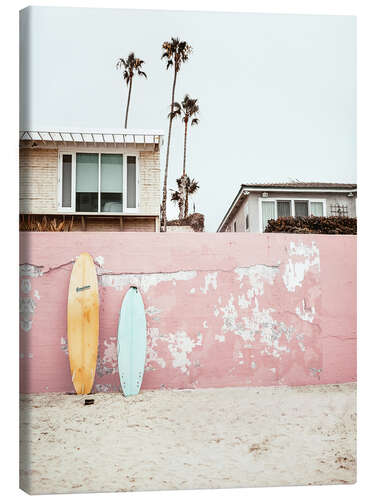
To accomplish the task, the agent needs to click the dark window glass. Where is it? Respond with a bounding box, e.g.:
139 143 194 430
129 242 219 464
295 200 309 217
245 214 249 230
127 156 137 208
277 200 291 217
62 155 72 207
76 153 98 212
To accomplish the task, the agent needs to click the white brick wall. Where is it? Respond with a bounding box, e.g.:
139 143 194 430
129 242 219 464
19 146 161 216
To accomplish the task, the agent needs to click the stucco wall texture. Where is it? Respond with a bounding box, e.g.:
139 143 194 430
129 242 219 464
19 233 356 393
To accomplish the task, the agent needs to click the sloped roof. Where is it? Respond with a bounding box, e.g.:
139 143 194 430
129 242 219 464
242 182 357 189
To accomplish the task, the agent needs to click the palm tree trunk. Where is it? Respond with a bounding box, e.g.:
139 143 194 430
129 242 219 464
178 178 185 220
181 120 189 218
161 68 177 232
184 183 189 218
183 120 188 176
124 77 133 128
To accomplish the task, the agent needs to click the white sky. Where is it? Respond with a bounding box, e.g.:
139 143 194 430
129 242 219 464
20 7 356 231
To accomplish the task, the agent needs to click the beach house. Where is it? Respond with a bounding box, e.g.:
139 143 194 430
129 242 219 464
20 127 163 231
217 182 357 233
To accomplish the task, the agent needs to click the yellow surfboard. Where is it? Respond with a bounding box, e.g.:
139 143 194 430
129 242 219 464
67 252 99 395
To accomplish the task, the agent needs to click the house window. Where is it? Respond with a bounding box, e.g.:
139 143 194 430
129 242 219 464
277 200 291 217
127 156 137 209
61 154 72 208
262 201 276 231
245 214 249 230
311 201 324 216
260 198 326 231
76 153 99 212
295 200 309 217
58 152 138 213
101 154 123 212
233 221 237 232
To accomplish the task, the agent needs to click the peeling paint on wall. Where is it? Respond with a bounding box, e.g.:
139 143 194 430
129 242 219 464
100 270 197 293
167 330 202 374
296 299 316 323
19 233 356 393
200 272 218 294
20 264 44 278
60 337 68 356
283 241 320 292
145 328 167 371
145 306 161 321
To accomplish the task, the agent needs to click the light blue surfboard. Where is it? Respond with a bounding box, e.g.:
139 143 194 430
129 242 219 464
117 286 147 396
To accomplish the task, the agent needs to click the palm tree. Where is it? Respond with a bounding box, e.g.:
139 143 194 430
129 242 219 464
168 95 199 219
170 176 200 219
160 37 192 232
170 185 184 217
180 95 199 177
177 95 199 219
116 53 147 128
184 176 199 218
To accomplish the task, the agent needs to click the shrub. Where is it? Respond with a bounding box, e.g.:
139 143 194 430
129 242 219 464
20 215 73 232
264 216 357 234
167 212 205 232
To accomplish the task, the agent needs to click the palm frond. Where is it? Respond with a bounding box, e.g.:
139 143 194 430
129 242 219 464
171 190 182 202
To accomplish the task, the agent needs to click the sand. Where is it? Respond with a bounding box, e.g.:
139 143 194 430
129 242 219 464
20 383 356 494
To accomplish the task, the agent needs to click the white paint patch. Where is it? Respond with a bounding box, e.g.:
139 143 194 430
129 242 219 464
34 290 40 300
20 295 37 333
95 256 105 267
20 297 36 314
60 337 68 356
145 328 167 370
95 383 112 393
215 334 225 342
200 272 218 294
234 266 279 314
21 279 31 294
283 241 320 292
190 288 196 294
102 338 118 373
296 299 316 323
145 306 161 319
20 319 32 333
20 264 43 278
100 270 197 293
203 321 208 329
216 292 294 358
235 265 279 291
167 330 202 374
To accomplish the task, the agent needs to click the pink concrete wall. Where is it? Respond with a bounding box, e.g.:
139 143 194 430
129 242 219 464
19 233 356 393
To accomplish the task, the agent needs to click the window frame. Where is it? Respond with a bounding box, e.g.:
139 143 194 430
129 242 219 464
258 197 327 232
57 149 139 214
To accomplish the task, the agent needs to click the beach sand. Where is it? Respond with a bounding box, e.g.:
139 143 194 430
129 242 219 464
20 383 356 494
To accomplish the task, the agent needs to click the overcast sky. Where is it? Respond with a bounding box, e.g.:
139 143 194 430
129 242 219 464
20 7 356 231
